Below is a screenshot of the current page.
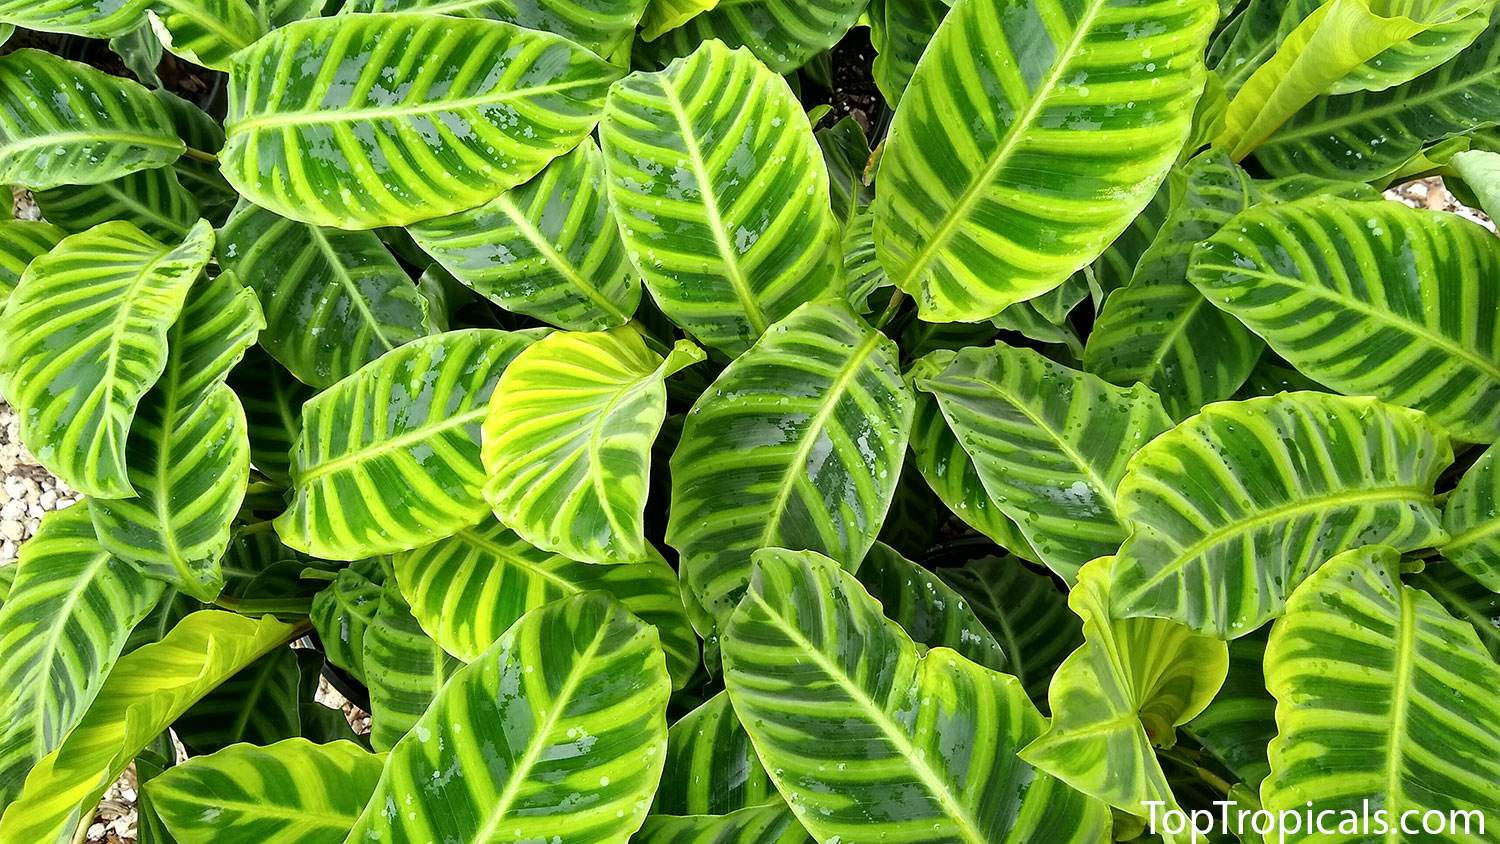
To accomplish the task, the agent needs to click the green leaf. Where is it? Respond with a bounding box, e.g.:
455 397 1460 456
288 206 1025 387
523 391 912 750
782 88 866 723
868 0 947 107
638 0 712 40
873 0 1216 322
1020 557 1228 818
89 269 263 600
218 202 432 389
1110 392 1452 637
148 0 264 70
1448 148 1500 219
1084 151 1264 420
275 329 542 559
634 807 810 844
0 49 184 189
310 561 385 684
391 518 698 686
1182 631 1275 787
600 41 842 356
841 211 889 313
0 0 146 35
640 0 867 73
667 300 913 623
483 329 702 563
936 554 1082 707
153 90 238 223
915 343 1172 581
854 542 1008 671
222 13 623 229
816 117 875 230
1252 19 1500 180
1209 0 1316 98
652 692 778 816
230 346 317 486
363 581 459 751
1442 444 1500 589
1217 0 1496 160
1412 560 1500 664
150 738 381 844
0 219 214 498
1261 545 1500 837
0 610 297 844
173 647 303 754
906 359 1042 562
408 138 640 331
344 593 670 844
1188 195 1500 442
874 462 940 560
33 165 198 242
340 0 646 59
0 505 163 809
723 547 1111 844
0 219 64 308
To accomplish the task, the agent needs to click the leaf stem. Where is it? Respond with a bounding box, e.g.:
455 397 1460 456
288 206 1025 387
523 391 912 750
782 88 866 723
181 146 218 165
874 289 907 331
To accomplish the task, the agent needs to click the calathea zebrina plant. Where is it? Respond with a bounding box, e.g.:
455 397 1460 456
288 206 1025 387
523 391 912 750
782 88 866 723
2 0 1500 840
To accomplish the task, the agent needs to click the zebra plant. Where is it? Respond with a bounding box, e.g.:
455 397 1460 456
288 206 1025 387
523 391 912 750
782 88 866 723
1 0 1500 841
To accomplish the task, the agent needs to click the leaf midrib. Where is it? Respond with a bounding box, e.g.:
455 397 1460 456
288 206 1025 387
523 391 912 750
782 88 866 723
1383 587 1417 844
892 0 1109 292
756 328 882 548
306 226 399 353
1125 485 1432 595
228 78 599 133
490 191 629 321
1205 263 1500 382
740 589 991 844
296 407 481 484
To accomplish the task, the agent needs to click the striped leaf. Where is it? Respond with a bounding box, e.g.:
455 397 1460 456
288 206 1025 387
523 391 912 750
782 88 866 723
148 0 263 71
906 362 1041 563
600 41 842 356
634 807 809 844
915 343 1172 581
0 219 63 308
1217 0 1496 161
1182 631 1275 787
1110 392 1452 638
483 329 703 563
0 506 162 810
653 692 778 816
722 548 1111 844
340 0 646 59
0 0 147 35
218 202 431 389
1253 19 1500 180
1413 560 1500 664
638 0 711 39
0 611 297 844
1188 195 1500 442
854 542 1008 672
229 346 316 486
868 0 947 107
150 739 381 844
34 165 197 242
362 580 459 752
0 50 184 189
1084 151 1264 420
667 300 913 623
1261 545 1500 837
345 593 670 844
842 211 889 313
0 219 214 498
89 270 263 600
222 13 623 229
173 647 302 754
1020 557 1228 818
874 463 940 560
816 117 875 231
936 554 1082 708
392 518 698 686
309 560 385 684
873 0 1215 322
1442 444 1500 590
408 138 640 331
641 0 868 73
1209 0 1316 98
274 329 543 559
